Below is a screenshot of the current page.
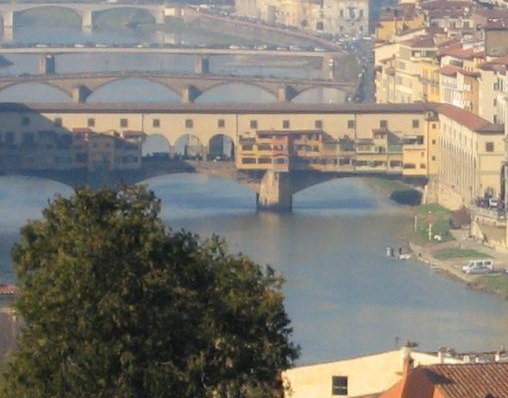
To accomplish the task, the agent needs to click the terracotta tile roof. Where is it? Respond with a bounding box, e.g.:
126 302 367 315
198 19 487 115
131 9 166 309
438 104 504 133
478 56 508 71
421 1 473 11
401 36 436 48
0 284 16 296
440 45 485 59
438 65 479 78
425 363 508 398
380 363 508 398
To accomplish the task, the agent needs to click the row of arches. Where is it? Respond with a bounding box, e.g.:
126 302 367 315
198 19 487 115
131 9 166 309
0 80 346 104
2 6 160 29
143 134 234 160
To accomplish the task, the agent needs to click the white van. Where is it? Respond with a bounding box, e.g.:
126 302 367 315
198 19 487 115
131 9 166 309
462 259 493 275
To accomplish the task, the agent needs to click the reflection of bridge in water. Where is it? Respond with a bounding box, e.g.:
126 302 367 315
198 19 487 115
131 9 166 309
0 71 357 103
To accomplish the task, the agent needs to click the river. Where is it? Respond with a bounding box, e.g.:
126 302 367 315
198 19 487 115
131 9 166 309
1 174 508 365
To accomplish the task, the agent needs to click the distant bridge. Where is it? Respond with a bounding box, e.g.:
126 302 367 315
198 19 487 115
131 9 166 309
0 71 357 103
0 2 166 37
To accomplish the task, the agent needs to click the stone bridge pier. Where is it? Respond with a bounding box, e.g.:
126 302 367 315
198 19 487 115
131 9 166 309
256 170 338 211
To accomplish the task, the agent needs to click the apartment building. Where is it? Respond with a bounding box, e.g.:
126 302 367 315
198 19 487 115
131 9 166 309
437 104 504 210
235 0 369 36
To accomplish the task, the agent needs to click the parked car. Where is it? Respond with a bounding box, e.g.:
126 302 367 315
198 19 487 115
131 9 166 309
462 259 493 275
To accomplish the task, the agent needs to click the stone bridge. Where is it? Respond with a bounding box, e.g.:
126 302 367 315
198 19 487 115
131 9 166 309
7 160 423 212
0 71 357 103
0 2 166 37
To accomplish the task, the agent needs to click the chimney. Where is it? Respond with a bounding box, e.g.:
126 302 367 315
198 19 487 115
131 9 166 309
401 343 414 376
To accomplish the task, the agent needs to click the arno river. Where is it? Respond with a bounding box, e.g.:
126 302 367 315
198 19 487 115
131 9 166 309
1 23 508 365
2 175 508 364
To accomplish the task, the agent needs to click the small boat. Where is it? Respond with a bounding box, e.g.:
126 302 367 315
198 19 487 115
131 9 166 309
398 253 411 260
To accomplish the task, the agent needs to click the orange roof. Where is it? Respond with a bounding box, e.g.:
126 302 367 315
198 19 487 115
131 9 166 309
439 45 485 60
438 104 503 133
380 363 508 398
401 36 436 49
438 65 479 78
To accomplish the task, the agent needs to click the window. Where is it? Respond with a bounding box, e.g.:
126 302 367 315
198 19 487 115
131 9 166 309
432 156 436 161
87 118 95 128
332 376 348 396
54 118 62 127
486 142 494 152
241 157 256 164
5 131 14 144
347 120 355 129
120 118 128 128
432 139 436 145
283 120 290 129
380 120 388 128
218 119 225 128
412 120 419 128
315 120 323 129
22 116 30 126
153 119 160 128
185 119 193 129
250 120 258 129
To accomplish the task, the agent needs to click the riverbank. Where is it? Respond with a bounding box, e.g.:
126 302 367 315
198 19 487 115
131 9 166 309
363 177 508 299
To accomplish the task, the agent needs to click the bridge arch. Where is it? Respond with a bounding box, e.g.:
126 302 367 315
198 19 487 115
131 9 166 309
194 82 278 104
92 7 162 28
142 134 171 157
0 82 72 102
86 78 182 104
208 134 235 161
11 5 82 28
291 86 347 104
174 134 206 160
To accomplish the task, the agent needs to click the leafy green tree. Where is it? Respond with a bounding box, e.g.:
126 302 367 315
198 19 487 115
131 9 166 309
0 186 298 398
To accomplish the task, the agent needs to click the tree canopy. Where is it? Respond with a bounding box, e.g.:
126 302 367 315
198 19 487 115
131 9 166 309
0 185 298 398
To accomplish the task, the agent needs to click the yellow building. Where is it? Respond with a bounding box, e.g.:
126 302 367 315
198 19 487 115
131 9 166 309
283 347 462 398
437 104 504 210
375 4 425 43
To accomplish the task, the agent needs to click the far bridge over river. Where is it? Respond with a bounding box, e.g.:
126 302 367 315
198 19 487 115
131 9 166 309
0 70 357 104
